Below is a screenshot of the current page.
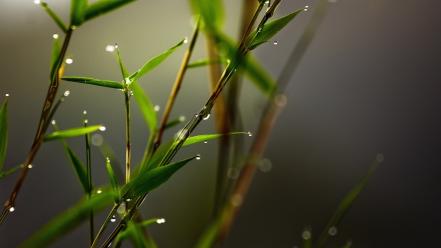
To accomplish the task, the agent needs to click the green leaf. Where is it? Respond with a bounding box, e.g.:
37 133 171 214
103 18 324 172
40 3 68 32
123 157 195 198
50 36 62 81
85 0 136 21
131 81 156 133
63 145 90 193
183 132 247 147
317 155 383 247
20 191 115 248
0 164 22 180
44 125 104 142
62 76 123 89
115 47 130 79
248 9 304 50
187 59 223 69
105 157 120 201
0 99 8 170
70 0 87 26
190 0 224 32
129 39 185 82
145 139 175 170
164 116 186 130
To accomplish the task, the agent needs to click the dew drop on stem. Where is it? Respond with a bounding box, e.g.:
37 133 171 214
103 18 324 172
8 207 15 212
110 215 116 223
328 226 338 236
156 218 166 224
51 120 56 125
105 45 115 53
52 34 59 39
63 90 70 97
154 105 160 112
196 154 201 160
273 40 278 46
65 58 73 64
247 131 253 137
202 113 210 120
5 93 9 97
99 126 107 132
33 0 41 5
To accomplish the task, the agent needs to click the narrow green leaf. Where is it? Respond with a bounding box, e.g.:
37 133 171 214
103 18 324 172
248 9 304 50
64 145 90 193
131 81 156 133
183 132 247 147
0 164 22 180
105 157 120 201
190 0 224 32
317 155 383 247
217 34 276 95
85 0 136 21
164 116 186 130
70 0 87 26
20 191 115 248
0 99 8 170
115 47 130 79
129 39 185 82
195 221 220 248
145 139 175 170
62 76 123 89
123 157 195 198
40 2 68 32
187 59 223 69
44 125 104 141
50 36 62 81
114 220 157 248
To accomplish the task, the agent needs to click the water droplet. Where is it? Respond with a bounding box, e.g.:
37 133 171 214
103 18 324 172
105 45 115 53
110 215 116 222
8 207 15 212
33 0 41 5
125 198 132 202
183 37 188 44
63 90 70 97
84 119 88 124
65 58 73 64
258 158 272 173
129 90 134 96
247 131 253 137
96 189 102 194
124 78 131 85
203 141 208 144
305 5 309 8
273 40 278 46
156 218 166 224
328 226 338 236
203 113 210 120
99 126 107 131
27 164 33 169
196 154 201 160
302 230 311 240
304 8 308 11
179 115 186 122
154 105 160 112
91 133 103 146
5 93 9 97
83 110 87 115
52 33 59 39
230 194 243 207
51 120 56 125
376 153 384 162
117 202 126 215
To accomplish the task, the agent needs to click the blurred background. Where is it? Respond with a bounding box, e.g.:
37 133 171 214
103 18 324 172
0 0 440 247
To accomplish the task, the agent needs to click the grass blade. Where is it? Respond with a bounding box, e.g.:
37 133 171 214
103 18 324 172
20 191 115 248
63 144 90 193
105 157 120 201
0 164 22 180
0 99 8 170
248 9 304 50
129 39 185 82
183 132 247 147
317 154 384 247
62 76 123 89
85 0 136 21
40 2 68 32
44 125 104 141
123 157 195 198
70 0 87 26
131 81 156 134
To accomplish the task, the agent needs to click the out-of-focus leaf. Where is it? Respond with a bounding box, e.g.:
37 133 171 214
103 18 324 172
44 125 104 141
0 164 22 180
123 157 195 198
187 59 223 69
342 241 353 248
129 39 185 82
85 0 136 21
40 2 68 32
189 0 224 32
20 191 115 248
217 34 276 95
131 81 156 133
164 116 186 130
317 155 383 247
248 9 303 50
105 157 120 202
0 99 8 170
62 76 123 89
195 221 219 248
70 0 87 26
50 36 62 81
63 145 90 193
183 132 247 147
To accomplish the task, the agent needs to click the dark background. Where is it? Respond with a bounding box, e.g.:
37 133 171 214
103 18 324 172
0 0 440 247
